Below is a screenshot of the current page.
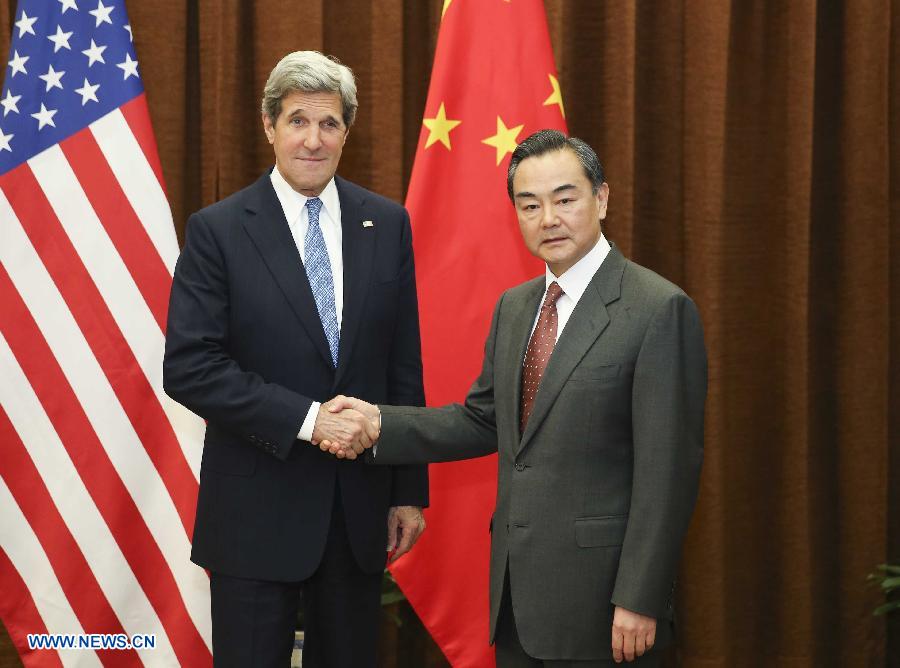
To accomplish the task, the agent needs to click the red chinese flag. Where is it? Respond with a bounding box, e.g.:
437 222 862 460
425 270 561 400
391 1 567 665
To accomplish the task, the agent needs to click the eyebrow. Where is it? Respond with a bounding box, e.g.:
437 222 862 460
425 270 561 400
514 183 577 199
285 108 342 124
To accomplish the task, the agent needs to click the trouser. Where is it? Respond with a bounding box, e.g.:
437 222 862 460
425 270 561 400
210 492 382 667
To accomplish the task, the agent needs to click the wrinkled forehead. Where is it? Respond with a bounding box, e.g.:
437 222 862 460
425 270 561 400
513 149 590 197
278 89 343 120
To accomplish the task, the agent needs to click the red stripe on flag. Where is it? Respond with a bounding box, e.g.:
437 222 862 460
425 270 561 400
0 549 64 668
61 129 171 334
0 165 197 538
0 220 210 667
120 94 166 195
0 409 142 668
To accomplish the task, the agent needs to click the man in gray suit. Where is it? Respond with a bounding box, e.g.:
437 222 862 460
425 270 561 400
321 130 707 666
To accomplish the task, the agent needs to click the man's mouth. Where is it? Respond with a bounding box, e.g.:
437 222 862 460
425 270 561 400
542 237 567 246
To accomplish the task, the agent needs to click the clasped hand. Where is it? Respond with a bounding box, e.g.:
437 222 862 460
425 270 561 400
311 395 380 460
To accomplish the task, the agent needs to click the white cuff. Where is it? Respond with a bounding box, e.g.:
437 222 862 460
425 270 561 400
297 401 321 442
372 406 381 457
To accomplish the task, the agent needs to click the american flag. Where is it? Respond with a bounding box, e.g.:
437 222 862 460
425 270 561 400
0 0 211 665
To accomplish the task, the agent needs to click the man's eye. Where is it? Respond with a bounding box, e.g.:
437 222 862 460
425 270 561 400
558 198 572 205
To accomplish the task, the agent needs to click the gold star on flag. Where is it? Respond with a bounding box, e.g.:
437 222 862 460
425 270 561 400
442 0 452 18
481 116 524 165
422 102 461 150
543 74 565 118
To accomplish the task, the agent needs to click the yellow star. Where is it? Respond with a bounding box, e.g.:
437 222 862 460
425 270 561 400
422 102 462 150
481 116 524 165
442 0 452 19
543 74 565 118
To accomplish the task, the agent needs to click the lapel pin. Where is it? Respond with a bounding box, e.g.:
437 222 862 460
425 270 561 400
362 220 374 228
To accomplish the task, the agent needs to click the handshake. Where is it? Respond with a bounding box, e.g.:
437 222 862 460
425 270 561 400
311 395 380 460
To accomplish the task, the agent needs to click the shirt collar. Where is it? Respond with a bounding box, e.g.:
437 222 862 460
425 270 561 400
269 166 340 225
546 232 611 302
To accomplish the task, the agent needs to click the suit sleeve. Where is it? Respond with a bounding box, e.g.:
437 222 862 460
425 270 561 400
377 294 503 465
383 209 429 506
610 292 707 618
163 211 312 461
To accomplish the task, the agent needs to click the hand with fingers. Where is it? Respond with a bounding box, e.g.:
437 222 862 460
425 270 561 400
310 397 379 460
386 505 426 563
611 606 656 663
316 395 381 459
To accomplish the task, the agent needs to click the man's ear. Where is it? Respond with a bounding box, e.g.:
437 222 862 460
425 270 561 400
262 112 275 144
597 182 610 221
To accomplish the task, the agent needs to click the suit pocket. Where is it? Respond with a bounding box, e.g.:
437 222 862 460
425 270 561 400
574 514 628 547
568 363 620 382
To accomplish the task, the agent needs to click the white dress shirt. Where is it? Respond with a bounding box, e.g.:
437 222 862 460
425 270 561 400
269 166 343 442
530 233 612 342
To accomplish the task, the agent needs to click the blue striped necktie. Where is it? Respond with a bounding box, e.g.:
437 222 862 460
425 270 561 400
303 197 339 367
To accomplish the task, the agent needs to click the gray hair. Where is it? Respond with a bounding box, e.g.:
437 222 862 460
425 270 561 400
506 129 604 201
261 51 358 128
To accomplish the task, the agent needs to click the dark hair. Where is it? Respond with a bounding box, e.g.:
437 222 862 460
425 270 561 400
506 129 604 201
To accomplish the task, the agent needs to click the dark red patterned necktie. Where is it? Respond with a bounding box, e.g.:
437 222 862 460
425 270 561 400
520 281 564 433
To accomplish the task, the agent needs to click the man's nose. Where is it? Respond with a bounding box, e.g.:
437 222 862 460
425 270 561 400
303 126 322 150
540 207 559 228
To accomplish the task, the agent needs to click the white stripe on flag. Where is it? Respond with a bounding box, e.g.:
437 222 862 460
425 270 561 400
0 478 99 668
28 145 204 480
0 332 179 666
90 108 179 274
163 394 205 480
0 191 211 650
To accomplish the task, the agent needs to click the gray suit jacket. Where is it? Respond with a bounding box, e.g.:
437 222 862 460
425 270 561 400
376 245 707 661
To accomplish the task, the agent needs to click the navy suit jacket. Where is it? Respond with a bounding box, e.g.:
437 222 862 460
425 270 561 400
163 172 428 581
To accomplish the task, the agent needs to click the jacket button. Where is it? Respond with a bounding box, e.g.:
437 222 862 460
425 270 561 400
514 463 525 472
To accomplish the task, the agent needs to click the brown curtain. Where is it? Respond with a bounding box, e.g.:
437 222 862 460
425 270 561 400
0 1 896 666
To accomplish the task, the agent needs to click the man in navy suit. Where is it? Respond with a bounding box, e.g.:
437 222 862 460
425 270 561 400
163 51 428 667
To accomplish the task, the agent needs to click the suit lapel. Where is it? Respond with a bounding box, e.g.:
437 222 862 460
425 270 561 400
333 176 376 388
240 173 333 368
500 278 545 442
516 246 626 455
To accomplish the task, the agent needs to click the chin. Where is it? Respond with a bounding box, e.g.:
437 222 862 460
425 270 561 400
543 252 569 265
